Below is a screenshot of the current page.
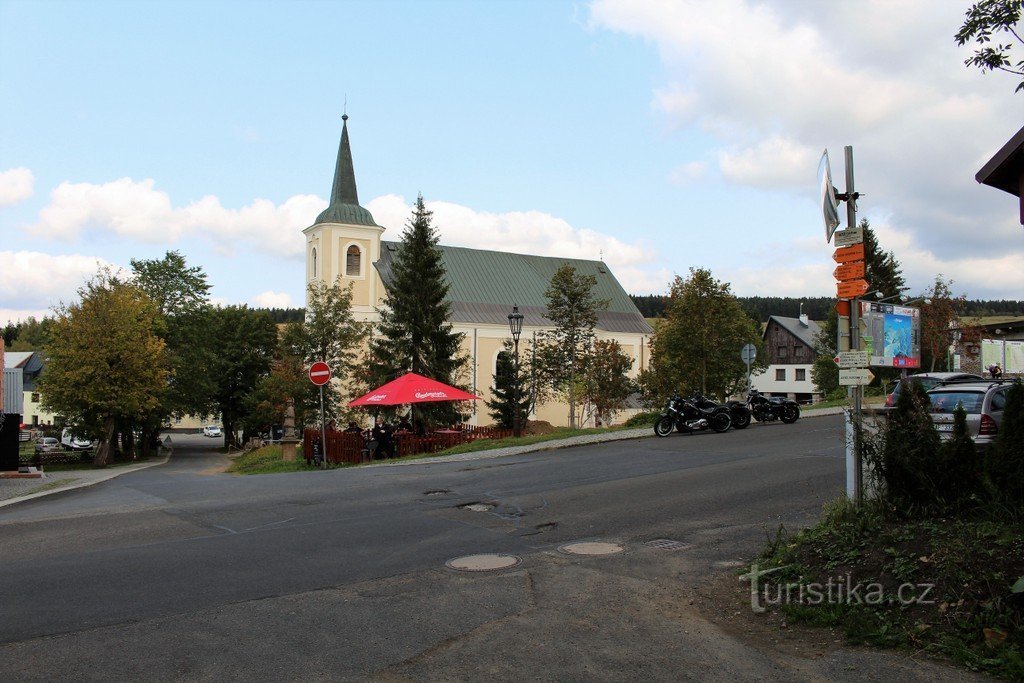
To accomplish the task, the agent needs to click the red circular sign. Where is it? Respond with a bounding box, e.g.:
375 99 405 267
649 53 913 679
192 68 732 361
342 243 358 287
308 361 331 386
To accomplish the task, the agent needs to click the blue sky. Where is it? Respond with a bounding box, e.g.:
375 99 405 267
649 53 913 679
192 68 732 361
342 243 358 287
1 0 1021 322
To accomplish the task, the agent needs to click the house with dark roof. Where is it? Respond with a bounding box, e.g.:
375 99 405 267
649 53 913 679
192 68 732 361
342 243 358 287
750 314 822 403
302 117 652 427
2 351 55 426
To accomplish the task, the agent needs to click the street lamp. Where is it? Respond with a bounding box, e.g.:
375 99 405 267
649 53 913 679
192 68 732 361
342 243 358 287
508 304 524 438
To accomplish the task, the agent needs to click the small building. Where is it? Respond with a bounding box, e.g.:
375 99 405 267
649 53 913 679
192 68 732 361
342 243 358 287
751 314 822 403
2 351 56 426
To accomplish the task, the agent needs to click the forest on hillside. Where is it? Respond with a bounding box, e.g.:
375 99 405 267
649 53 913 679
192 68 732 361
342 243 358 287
628 295 1024 322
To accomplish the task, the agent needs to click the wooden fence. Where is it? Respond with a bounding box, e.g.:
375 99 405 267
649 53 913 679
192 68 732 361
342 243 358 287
303 424 514 464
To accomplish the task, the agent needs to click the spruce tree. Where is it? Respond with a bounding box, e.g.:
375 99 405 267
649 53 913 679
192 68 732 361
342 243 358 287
485 341 529 429
368 195 467 426
861 218 906 299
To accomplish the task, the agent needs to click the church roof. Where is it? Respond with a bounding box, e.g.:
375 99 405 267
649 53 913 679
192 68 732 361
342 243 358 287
315 115 381 227
374 241 653 335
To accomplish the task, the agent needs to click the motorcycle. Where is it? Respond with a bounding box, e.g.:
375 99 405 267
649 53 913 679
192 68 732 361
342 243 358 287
690 393 751 430
654 394 732 436
746 389 800 424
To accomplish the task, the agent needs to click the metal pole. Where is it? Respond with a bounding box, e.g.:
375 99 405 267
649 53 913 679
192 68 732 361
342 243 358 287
845 145 863 506
319 385 327 469
513 337 521 438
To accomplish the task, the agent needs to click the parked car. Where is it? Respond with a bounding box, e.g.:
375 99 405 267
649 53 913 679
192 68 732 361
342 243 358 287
927 380 1011 452
203 425 222 438
61 429 94 451
885 372 984 407
35 437 61 454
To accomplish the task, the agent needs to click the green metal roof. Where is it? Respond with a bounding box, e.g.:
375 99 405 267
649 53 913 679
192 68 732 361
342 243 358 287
375 242 652 334
315 115 381 228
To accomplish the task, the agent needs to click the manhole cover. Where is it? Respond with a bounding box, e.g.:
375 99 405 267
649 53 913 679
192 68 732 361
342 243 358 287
459 503 495 512
446 554 522 572
424 489 451 496
645 538 693 551
558 541 625 556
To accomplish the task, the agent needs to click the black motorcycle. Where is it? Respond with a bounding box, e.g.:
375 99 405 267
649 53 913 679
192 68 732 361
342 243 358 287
690 393 751 430
746 389 800 424
654 394 731 436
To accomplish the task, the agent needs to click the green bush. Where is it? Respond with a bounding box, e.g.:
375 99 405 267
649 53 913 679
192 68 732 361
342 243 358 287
623 411 660 427
986 380 1024 506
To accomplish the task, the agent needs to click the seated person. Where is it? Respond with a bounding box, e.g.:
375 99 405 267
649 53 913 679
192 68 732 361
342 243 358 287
343 421 363 434
371 418 394 458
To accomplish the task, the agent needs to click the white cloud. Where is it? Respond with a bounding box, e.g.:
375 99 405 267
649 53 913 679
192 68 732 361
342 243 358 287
26 177 325 259
0 168 34 207
365 194 664 293
718 136 816 189
0 308 50 325
251 291 294 308
0 251 124 313
588 0 1022 296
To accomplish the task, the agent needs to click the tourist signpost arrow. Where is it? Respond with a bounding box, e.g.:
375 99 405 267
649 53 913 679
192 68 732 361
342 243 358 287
837 278 869 298
839 368 875 386
833 243 865 263
836 350 869 368
833 261 865 281
308 361 330 468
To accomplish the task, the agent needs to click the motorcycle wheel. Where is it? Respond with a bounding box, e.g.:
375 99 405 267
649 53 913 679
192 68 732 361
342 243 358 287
654 417 674 437
710 412 731 433
781 404 800 424
730 409 751 429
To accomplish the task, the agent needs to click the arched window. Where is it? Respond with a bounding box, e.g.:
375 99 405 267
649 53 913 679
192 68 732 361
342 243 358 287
346 245 361 276
311 247 317 278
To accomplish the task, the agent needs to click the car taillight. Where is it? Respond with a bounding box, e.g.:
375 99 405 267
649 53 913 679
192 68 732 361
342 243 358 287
885 393 894 407
979 414 998 436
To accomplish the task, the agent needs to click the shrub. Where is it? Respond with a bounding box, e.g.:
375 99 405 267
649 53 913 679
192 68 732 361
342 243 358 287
623 411 660 427
986 380 1024 507
869 379 943 513
939 404 983 509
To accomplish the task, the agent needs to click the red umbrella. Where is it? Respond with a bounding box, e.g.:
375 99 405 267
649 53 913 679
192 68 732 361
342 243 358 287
348 372 479 407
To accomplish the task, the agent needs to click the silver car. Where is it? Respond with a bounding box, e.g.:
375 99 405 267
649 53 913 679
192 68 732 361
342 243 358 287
927 381 1012 451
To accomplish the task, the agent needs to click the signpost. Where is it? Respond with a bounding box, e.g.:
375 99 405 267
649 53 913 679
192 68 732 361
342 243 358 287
839 368 875 386
836 278 869 298
833 226 864 247
832 243 865 263
833 262 865 281
309 361 331 468
740 343 756 393
823 145 866 506
836 350 869 368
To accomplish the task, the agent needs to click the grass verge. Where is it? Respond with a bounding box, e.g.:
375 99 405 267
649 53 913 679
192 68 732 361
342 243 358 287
754 499 1024 678
227 444 329 474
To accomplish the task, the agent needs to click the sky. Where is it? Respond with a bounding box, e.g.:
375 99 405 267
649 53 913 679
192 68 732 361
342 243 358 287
1 0 1022 323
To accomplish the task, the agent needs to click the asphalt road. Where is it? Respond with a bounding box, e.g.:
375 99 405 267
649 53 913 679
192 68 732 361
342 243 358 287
0 418 977 681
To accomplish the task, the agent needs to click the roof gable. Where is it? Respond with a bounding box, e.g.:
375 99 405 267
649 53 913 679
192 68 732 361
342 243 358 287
374 242 652 334
764 316 821 348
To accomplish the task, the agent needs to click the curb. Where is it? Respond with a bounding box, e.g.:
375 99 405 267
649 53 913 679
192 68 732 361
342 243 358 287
369 407 848 469
0 457 169 509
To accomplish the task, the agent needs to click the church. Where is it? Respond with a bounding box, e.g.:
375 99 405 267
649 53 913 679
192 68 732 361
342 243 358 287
302 117 652 427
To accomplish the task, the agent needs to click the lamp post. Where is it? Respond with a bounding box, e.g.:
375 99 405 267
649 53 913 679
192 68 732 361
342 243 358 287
508 304 524 438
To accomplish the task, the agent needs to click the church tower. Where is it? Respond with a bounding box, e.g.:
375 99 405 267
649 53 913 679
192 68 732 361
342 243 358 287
303 115 384 320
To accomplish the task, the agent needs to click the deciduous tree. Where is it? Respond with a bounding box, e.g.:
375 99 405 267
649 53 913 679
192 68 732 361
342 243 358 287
919 276 966 372
647 268 762 401
40 270 169 466
955 0 1024 93
534 265 609 428
580 339 635 427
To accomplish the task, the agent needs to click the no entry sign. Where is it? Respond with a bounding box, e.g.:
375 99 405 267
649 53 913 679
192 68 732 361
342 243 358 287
308 361 331 386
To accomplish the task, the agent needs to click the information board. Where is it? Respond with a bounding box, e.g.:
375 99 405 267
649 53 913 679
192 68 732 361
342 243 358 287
859 301 921 369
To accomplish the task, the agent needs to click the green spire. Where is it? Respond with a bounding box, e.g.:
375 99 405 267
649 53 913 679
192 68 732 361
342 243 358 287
315 115 380 227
